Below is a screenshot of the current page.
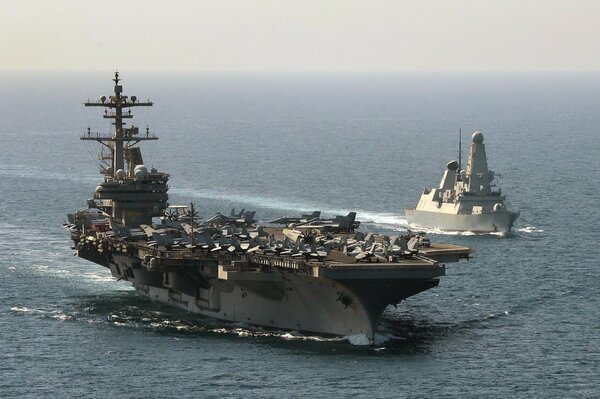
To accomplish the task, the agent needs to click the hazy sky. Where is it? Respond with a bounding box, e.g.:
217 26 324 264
2 0 600 73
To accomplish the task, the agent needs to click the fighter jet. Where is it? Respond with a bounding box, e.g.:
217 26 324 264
293 212 360 233
269 211 321 225
205 210 257 227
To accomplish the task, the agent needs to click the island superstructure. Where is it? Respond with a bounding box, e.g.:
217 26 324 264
67 73 471 344
405 131 519 233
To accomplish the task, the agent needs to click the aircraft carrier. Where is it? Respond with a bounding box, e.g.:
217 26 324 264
66 73 471 344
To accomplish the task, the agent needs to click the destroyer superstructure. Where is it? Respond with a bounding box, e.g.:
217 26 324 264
67 73 471 343
405 131 519 233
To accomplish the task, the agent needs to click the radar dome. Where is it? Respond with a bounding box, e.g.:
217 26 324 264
134 165 148 180
446 160 459 170
115 169 126 179
472 131 484 144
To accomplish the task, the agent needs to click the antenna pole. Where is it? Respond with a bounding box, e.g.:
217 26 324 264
458 128 462 171
82 72 155 177
190 202 195 248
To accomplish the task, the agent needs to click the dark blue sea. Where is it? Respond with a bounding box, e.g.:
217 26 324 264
0 72 598 398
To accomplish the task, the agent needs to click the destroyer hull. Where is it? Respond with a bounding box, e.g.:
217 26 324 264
86 251 445 343
405 208 518 233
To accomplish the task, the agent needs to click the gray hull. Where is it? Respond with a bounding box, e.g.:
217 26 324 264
102 253 442 344
69 74 472 345
405 208 518 233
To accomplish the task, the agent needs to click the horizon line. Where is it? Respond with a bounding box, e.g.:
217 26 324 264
2 69 600 76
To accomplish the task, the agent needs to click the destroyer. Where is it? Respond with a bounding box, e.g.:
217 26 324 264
405 131 519 233
66 73 471 343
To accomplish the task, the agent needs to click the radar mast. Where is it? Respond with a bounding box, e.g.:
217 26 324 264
80 72 169 227
81 71 157 177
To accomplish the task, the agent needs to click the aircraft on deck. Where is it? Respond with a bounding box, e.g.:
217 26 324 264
272 211 360 233
205 209 257 227
269 211 321 225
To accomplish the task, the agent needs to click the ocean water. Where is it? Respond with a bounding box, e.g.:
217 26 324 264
0 72 598 398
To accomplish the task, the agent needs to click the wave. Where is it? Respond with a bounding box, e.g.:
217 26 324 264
29 263 126 289
105 309 355 344
405 223 480 236
406 223 544 238
516 226 544 234
10 306 73 321
0 163 98 183
10 298 370 346
11 292 513 350
53 294 380 346
10 306 44 314
172 187 345 215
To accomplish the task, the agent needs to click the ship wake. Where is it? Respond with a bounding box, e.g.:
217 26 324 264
171 187 412 231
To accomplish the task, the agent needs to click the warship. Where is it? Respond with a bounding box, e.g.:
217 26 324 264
66 73 471 343
405 131 519 233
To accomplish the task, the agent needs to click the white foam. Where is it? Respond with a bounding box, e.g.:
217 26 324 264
80 272 117 283
373 332 392 345
516 226 544 234
10 306 47 315
172 187 413 231
201 326 341 342
50 311 72 321
406 223 479 236
276 331 342 342
10 306 41 313
359 212 409 229
31 264 129 288
174 325 189 331
171 188 317 215
344 333 371 346
483 310 509 320
406 222 521 237
489 231 509 237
